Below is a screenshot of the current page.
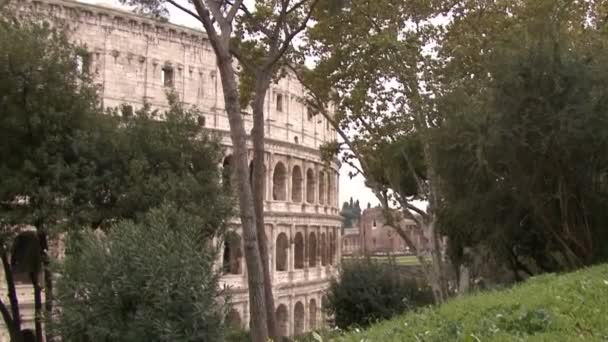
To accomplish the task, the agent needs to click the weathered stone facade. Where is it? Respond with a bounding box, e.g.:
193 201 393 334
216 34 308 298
2 0 342 339
342 207 429 256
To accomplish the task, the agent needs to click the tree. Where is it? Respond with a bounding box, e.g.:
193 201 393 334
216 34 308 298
297 0 453 302
0 13 101 342
432 0 608 280
118 0 320 339
54 204 230 342
0 13 233 341
340 198 362 228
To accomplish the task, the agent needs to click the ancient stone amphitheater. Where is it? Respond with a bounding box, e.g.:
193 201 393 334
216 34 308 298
2 0 342 339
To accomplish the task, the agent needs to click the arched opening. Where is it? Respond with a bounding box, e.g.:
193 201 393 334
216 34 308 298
318 171 326 205
321 232 327 266
294 232 304 269
329 231 335 265
309 299 317 330
276 304 289 337
222 231 242 275
294 301 305 335
275 232 289 271
308 232 317 267
291 165 303 203
327 173 333 207
306 169 315 203
273 162 287 201
225 309 242 330
222 155 233 190
321 295 329 323
10 231 41 284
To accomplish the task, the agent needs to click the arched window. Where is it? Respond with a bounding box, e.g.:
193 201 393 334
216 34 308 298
321 232 327 266
294 301 305 335
329 231 335 265
327 173 334 207
222 155 233 190
306 169 315 203
276 304 289 337
222 231 242 275
318 171 326 205
273 162 287 201
309 299 317 330
10 231 40 284
225 309 242 329
275 233 289 271
291 165 303 203
308 232 317 267
294 232 304 269
321 295 329 323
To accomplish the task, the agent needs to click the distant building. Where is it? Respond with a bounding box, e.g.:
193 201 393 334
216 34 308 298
342 207 430 256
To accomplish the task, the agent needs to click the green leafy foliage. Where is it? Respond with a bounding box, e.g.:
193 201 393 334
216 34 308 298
433 0 608 273
339 198 361 228
326 258 433 330
54 204 228 342
328 263 608 341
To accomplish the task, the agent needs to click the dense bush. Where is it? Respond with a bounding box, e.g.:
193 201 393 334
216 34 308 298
55 205 229 342
326 258 433 329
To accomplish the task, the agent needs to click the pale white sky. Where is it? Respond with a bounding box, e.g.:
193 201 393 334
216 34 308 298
77 0 380 208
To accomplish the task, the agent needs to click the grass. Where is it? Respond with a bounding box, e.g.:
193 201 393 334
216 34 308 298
318 263 608 341
342 255 421 266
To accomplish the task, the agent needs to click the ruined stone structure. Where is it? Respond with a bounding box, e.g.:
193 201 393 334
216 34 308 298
342 207 429 256
2 0 342 339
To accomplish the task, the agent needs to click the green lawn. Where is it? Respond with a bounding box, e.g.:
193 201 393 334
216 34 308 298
342 255 421 266
317 263 608 341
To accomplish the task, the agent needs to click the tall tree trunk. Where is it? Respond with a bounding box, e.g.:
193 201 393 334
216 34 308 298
251 73 280 342
1 249 22 342
215 52 269 342
29 273 42 342
36 229 53 342
1 250 21 334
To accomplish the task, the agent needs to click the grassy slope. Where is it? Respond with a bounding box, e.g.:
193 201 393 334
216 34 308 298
329 264 608 341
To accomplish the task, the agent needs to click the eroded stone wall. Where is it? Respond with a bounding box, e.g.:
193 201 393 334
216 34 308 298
2 0 343 339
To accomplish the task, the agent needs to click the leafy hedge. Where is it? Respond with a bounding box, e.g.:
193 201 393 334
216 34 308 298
320 263 608 341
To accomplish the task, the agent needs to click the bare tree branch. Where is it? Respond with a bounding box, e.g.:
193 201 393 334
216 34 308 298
167 0 201 22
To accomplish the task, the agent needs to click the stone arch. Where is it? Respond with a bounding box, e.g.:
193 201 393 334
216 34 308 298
276 304 289 337
222 231 242 275
273 162 287 201
329 230 335 265
328 172 334 207
321 232 327 266
291 165 303 203
321 295 329 323
225 308 242 330
308 232 317 267
306 168 315 203
222 155 233 189
318 171 326 205
309 298 317 330
294 301 305 335
10 230 41 284
275 232 289 271
294 232 304 269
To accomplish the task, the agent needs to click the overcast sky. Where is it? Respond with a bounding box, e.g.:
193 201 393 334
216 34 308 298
77 0 380 208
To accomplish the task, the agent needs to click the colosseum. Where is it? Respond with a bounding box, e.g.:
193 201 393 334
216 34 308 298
3 0 342 339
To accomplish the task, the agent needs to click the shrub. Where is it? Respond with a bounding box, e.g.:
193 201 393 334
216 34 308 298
326 257 433 329
54 204 228 342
